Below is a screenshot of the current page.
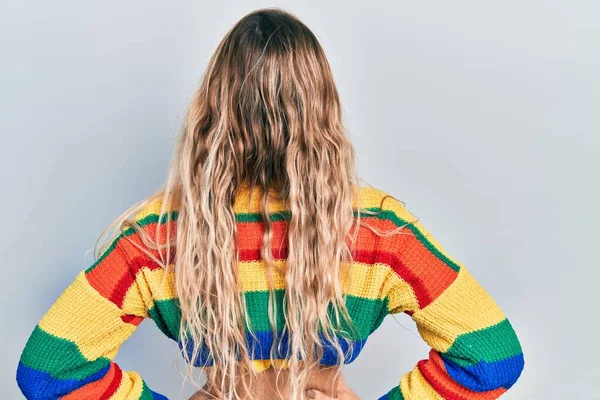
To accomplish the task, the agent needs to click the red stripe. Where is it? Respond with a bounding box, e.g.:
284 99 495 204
87 217 176 308
237 219 289 258
108 253 165 307
358 248 432 307
60 363 116 399
121 314 144 325
85 247 132 305
239 247 287 261
236 216 458 308
100 363 123 400
417 350 506 400
417 358 466 400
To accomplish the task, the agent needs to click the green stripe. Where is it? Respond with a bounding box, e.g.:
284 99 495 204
122 211 179 237
244 289 386 340
332 294 387 340
243 290 287 332
148 298 182 339
236 210 291 223
139 380 156 400
85 232 124 273
148 291 387 342
368 208 460 272
371 297 389 333
235 206 388 223
19 325 110 380
443 318 524 367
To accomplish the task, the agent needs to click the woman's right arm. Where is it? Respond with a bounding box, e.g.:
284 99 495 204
16 202 170 399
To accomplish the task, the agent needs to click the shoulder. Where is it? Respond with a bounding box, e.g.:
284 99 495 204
131 192 180 228
355 186 418 225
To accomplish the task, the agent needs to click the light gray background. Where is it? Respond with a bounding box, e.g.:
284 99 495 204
1 1 598 399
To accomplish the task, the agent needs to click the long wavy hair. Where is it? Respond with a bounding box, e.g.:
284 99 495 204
94 7 408 400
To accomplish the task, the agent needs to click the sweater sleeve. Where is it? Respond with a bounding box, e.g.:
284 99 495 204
378 202 524 399
16 226 169 400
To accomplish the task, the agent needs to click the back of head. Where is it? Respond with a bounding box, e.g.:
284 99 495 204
178 6 355 193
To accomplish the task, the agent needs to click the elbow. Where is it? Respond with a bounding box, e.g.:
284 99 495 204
16 359 78 400
16 324 112 399
441 319 525 392
16 361 50 399
444 351 525 392
505 351 525 389
16 359 112 400
439 351 525 393
502 347 525 390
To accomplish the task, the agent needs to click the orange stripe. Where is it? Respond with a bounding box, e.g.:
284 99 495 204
86 220 175 307
60 363 117 400
85 242 132 303
100 363 122 399
392 229 458 307
236 216 402 257
236 219 288 254
121 314 144 325
347 217 458 308
417 350 507 400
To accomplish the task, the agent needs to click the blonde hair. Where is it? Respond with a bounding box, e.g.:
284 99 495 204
94 7 410 400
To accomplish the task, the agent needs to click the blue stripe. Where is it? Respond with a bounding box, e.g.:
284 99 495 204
151 389 170 400
179 330 367 367
441 352 525 391
16 361 110 399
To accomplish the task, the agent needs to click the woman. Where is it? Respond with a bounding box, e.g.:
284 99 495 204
16 7 525 400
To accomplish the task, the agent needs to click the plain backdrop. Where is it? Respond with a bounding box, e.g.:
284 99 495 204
1 1 598 399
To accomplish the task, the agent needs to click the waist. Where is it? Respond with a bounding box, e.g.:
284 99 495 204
204 364 345 399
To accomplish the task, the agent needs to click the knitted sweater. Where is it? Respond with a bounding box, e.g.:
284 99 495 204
16 185 524 399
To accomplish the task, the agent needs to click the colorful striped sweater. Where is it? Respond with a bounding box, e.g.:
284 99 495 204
16 185 524 399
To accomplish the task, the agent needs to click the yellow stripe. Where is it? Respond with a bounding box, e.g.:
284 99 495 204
343 262 407 301
239 260 403 300
366 188 416 221
127 261 417 309
120 282 149 319
134 186 399 217
109 370 145 399
232 186 395 215
233 185 287 214
412 267 507 352
122 266 177 312
387 276 418 314
400 367 444 399
240 260 410 301
133 193 178 222
38 271 137 361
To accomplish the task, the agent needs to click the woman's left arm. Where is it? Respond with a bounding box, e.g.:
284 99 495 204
378 199 525 399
